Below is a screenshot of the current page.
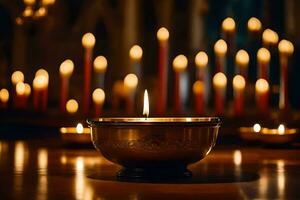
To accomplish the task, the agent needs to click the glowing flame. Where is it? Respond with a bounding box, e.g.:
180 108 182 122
60 59 74 76
143 90 149 117
278 39 294 55
129 45 143 60
255 79 269 93
157 27 169 41
262 29 279 45
213 72 227 88
253 123 261 133
66 99 78 114
11 71 24 85
257 48 271 63
93 56 107 73
236 49 249 66
124 73 138 91
195 51 208 68
233 75 246 91
76 123 84 134
233 150 242 166
173 54 188 73
278 124 285 135
0 89 9 103
82 33 95 49
16 82 26 95
222 17 236 32
214 39 227 56
248 17 262 32
92 88 105 104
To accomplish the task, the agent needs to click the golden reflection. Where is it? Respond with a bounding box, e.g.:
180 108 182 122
75 157 94 200
14 141 27 173
277 160 285 198
38 148 48 175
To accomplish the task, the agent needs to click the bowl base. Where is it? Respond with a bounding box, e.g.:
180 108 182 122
117 166 192 181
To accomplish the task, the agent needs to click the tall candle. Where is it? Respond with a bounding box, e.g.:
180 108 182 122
93 56 107 88
33 74 48 111
66 99 78 114
257 48 271 80
233 75 246 116
213 72 227 115
221 17 236 54
195 51 208 111
0 88 9 108
35 69 49 111
124 73 138 114
59 59 74 113
214 39 227 73
235 49 249 80
156 27 169 115
193 80 205 115
262 29 279 49
129 45 143 78
92 88 105 117
172 55 188 114
255 78 269 113
278 39 294 110
82 32 96 116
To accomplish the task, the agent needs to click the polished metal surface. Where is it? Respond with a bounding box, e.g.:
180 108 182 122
88 117 220 178
1 139 300 199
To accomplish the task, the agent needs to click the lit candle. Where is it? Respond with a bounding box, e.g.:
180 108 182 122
172 55 188 114
193 80 205 115
156 27 169 115
255 78 269 113
59 59 74 113
213 72 227 115
235 49 249 80
195 51 208 112
214 39 227 73
257 48 271 81
11 71 24 86
82 32 96 116
221 17 236 54
93 56 107 88
129 45 143 78
92 88 105 117
233 75 246 116
0 88 9 108
124 73 138 114
15 82 27 109
278 39 294 110
247 17 262 33
66 99 78 114
35 69 49 112
33 74 48 112
262 29 279 49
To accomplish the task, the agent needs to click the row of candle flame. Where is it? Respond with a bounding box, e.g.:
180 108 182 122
0 16 295 115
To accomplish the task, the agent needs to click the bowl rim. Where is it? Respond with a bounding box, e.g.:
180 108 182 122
87 117 221 126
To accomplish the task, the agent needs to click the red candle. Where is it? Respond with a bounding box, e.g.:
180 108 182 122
156 27 169 115
257 48 271 80
15 82 26 108
278 39 294 110
172 55 188 114
233 75 246 116
59 59 74 113
221 17 236 54
193 80 205 115
124 73 138 114
213 72 227 115
0 88 9 108
255 78 269 113
92 88 105 117
214 39 227 73
235 49 249 80
82 33 96 116
11 71 25 106
33 75 48 112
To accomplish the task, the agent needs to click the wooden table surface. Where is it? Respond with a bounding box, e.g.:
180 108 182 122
0 139 300 200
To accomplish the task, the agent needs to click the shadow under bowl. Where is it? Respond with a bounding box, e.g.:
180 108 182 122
87 117 221 181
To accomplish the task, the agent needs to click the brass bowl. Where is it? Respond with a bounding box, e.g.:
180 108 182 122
87 117 221 180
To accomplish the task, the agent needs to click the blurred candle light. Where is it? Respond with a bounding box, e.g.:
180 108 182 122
233 75 246 116
278 124 285 135
247 17 262 32
15 82 27 108
257 48 271 80
93 56 107 88
193 80 205 115
59 59 74 113
213 72 227 115
255 78 269 113
156 27 169 115
23 7 33 17
221 17 236 54
124 73 138 114
278 39 294 110
92 88 105 117
11 71 24 86
66 99 78 114
235 50 249 79
33 74 48 112
262 29 279 48
129 45 143 79
195 51 208 80
76 123 84 134
42 0 55 6
214 39 227 73
35 7 47 18
253 123 261 133
82 33 95 116
173 55 188 114
0 89 9 108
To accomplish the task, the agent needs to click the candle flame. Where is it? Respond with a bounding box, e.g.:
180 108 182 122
236 49 249 66
11 71 24 85
129 45 143 60
214 39 227 56
143 90 149 118
278 124 285 135
92 88 105 104
76 123 84 134
222 17 236 32
195 51 208 68
233 75 246 91
60 60 74 76
278 39 294 55
93 56 107 73
248 17 262 32
257 48 271 63
16 82 26 95
0 89 9 103
262 29 279 44
82 33 96 49
66 99 78 114
253 123 261 133
213 72 227 88
255 79 269 93
173 54 188 73
157 27 169 41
